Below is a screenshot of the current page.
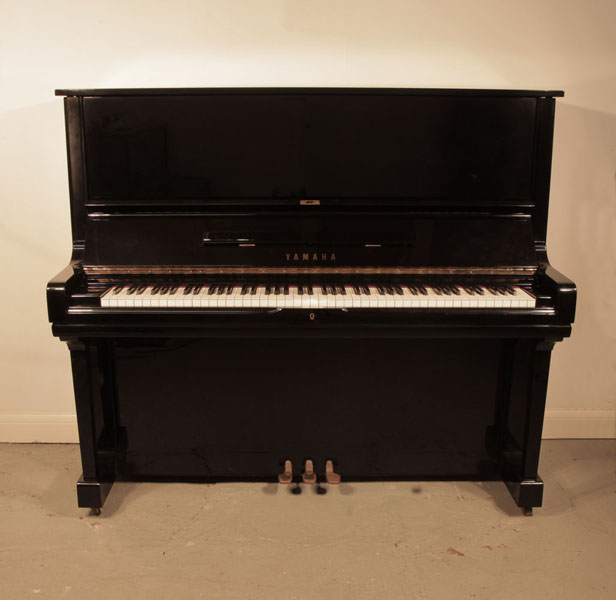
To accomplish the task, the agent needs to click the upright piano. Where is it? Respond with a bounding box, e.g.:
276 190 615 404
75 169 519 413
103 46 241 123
48 88 576 515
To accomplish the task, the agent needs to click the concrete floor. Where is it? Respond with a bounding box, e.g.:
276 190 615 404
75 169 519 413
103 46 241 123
0 441 615 599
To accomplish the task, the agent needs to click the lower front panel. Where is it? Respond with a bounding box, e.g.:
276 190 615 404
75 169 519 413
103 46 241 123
113 337 505 481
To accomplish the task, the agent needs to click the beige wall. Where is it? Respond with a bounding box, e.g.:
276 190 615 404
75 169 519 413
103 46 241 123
1 0 614 441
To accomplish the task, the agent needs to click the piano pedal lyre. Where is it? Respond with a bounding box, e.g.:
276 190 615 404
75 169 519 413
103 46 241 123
325 460 341 485
278 459 293 484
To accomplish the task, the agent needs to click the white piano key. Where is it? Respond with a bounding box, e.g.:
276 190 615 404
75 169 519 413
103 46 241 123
114 286 131 308
186 287 199 308
514 286 536 308
100 287 114 307
366 287 378 308
122 287 137 308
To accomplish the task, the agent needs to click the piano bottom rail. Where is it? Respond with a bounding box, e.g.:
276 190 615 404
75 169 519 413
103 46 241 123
75 466 544 516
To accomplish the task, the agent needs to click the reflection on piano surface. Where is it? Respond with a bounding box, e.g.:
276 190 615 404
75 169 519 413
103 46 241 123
48 88 575 516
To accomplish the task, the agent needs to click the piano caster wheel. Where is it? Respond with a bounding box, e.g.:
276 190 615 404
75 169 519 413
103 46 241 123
278 460 293 484
302 459 317 485
316 485 327 495
90 508 102 516
291 483 302 495
523 507 533 517
325 460 341 485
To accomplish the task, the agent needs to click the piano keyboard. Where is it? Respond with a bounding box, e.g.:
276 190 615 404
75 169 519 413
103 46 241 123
101 284 536 309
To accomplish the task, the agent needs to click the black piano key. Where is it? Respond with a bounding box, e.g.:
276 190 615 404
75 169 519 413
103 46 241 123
353 285 361 295
307 285 314 295
241 285 248 295
298 285 304 295
226 286 234 295
274 285 281 295
407 285 418 295
251 285 257 295
283 284 289 295
208 285 216 295
136 285 146 295
394 285 403 295
169 286 178 295
463 286 475 294
338 285 346 295
321 285 328 295
362 285 370 295
449 286 460 295
183 285 193 295
151 285 161 295
433 286 443 295
384 286 394 295
473 286 485 295
504 286 515 295
113 285 123 295
487 286 498 295
376 285 385 295
159 286 169 295
216 285 226 295
417 285 428 295
328 285 337 295
127 285 137 295
265 285 271 295
193 285 202 295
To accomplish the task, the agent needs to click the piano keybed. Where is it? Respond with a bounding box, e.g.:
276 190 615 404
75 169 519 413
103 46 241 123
100 283 536 309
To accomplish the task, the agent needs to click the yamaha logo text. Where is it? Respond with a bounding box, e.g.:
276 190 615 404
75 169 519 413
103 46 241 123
285 252 337 262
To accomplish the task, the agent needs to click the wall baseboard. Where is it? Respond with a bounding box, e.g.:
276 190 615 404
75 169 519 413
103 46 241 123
0 414 79 443
0 409 614 443
542 409 616 439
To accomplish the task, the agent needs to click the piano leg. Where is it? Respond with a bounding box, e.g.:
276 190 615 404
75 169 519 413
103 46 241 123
76 476 112 514
500 339 555 514
68 340 123 511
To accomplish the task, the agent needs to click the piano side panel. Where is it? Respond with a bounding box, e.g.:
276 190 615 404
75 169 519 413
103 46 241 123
113 337 505 480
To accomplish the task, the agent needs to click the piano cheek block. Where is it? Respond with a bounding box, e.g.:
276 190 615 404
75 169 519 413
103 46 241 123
49 87 574 514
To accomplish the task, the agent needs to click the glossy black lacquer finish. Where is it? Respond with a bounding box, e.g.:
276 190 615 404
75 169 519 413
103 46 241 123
47 88 575 514
82 94 537 204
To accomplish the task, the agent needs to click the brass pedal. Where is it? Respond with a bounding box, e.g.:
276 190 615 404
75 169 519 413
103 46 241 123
278 460 293 484
325 460 341 484
302 459 317 484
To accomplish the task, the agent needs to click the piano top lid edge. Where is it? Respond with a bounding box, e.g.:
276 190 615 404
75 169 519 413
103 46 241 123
54 87 565 98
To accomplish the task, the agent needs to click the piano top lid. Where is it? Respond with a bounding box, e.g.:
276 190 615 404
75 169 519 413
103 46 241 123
55 87 565 98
